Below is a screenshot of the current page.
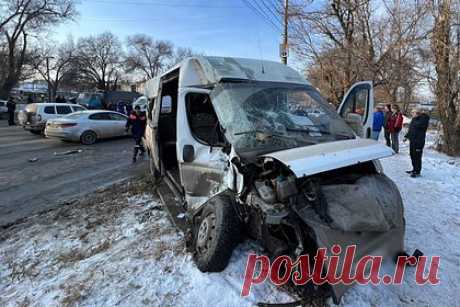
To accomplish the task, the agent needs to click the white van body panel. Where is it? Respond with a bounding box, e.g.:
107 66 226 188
263 138 394 178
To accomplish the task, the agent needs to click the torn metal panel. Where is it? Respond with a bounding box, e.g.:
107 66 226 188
183 148 243 213
302 213 404 304
323 175 404 232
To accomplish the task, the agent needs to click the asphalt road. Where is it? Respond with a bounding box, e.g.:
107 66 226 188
0 120 148 227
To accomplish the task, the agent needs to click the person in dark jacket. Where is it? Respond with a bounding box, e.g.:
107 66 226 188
117 101 126 115
125 103 133 115
371 106 384 140
7 97 16 126
383 104 392 147
404 108 430 177
126 105 147 163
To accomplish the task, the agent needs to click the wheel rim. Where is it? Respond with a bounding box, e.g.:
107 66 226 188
83 132 95 144
196 213 216 254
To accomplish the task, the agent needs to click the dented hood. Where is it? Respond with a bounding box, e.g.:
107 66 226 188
262 138 394 177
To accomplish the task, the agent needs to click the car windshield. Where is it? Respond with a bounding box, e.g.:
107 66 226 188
210 81 355 154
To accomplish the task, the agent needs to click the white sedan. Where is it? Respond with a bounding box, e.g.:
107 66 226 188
45 110 129 145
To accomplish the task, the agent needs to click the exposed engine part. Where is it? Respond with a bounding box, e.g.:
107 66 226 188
262 227 289 256
247 192 289 225
255 180 277 204
275 177 298 202
298 179 332 224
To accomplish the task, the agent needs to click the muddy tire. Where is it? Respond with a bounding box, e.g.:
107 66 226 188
193 195 240 272
80 130 97 145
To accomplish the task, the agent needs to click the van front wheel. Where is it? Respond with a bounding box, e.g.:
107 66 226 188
193 195 240 272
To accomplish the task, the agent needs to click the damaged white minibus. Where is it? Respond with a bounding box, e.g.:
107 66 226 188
142 56 404 304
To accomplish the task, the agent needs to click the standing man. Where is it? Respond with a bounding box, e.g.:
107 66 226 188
7 97 16 126
117 101 126 115
388 104 403 153
383 104 392 147
126 105 147 163
125 102 133 116
404 108 430 178
371 105 384 140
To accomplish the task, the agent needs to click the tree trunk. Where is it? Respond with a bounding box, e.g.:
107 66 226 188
441 123 460 155
432 0 460 156
0 33 27 99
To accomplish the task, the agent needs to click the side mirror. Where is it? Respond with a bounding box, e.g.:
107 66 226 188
183 145 195 163
346 113 363 125
345 113 364 137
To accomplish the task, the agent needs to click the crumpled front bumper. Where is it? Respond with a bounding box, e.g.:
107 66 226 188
292 174 405 304
302 217 405 304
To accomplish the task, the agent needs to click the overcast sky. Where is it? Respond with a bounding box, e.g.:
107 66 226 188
54 0 287 63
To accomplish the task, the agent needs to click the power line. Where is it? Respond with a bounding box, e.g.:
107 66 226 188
259 0 282 26
253 0 283 30
241 0 281 32
88 0 245 9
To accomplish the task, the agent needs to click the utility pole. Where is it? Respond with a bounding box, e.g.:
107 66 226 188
281 0 289 65
45 56 54 102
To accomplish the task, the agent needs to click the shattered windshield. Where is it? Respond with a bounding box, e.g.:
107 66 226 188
210 81 355 154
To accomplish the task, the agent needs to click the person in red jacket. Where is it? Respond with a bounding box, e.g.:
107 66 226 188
387 104 404 153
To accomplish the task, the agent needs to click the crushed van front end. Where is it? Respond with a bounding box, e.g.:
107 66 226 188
232 140 404 303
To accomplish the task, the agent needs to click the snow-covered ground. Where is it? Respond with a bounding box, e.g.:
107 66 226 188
1 133 459 306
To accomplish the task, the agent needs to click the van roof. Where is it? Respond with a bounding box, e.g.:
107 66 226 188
144 56 309 98
31 103 82 107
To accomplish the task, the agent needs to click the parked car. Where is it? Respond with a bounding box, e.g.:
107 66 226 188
45 110 129 145
0 100 7 114
132 96 148 112
143 56 404 304
18 103 86 134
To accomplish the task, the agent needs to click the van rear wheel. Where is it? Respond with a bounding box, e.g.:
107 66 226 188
193 195 240 272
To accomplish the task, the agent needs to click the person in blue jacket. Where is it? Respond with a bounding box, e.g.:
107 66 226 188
126 106 147 163
371 105 384 140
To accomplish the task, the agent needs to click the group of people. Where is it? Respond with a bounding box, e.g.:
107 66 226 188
55 95 67 103
116 101 133 115
371 104 403 152
371 104 430 178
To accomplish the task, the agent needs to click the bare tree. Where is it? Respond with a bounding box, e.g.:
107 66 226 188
31 38 75 101
125 34 173 79
430 0 460 155
291 0 428 105
0 0 76 99
171 47 201 66
76 32 124 91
